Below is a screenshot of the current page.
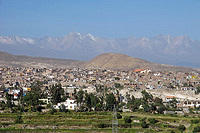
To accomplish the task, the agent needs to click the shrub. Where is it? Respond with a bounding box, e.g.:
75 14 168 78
178 125 186 132
141 117 148 128
141 120 148 128
193 126 200 133
117 113 122 119
96 123 110 128
59 104 68 112
148 118 158 124
191 119 200 124
124 116 132 124
15 115 23 124
50 107 57 115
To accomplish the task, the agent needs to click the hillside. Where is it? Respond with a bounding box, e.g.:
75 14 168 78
86 53 151 69
0 51 196 72
0 51 82 68
85 53 196 72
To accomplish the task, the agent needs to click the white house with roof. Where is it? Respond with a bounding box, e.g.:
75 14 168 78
53 99 77 110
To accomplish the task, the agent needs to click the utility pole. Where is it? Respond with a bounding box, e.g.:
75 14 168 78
112 105 118 133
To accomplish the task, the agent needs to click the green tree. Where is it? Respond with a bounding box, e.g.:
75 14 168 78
50 106 57 115
6 93 14 109
105 93 116 111
59 104 67 112
90 93 100 111
157 105 166 114
50 84 64 104
31 81 43 96
24 91 40 111
18 89 24 112
143 102 151 112
154 97 166 114
178 125 186 133
84 93 100 111
114 83 123 89
193 126 200 133
124 116 132 124
15 114 23 124
141 90 153 102
127 95 135 108
148 118 158 124
23 81 44 111
77 90 84 106
191 119 200 124
169 98 178 109
85 93 92 111
131 98 142 111
154 97 163 105
0 101 6 110
141 118 148 128
117 113 122 119
95 96 104 111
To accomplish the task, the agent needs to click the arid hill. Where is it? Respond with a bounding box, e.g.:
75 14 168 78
85 53 151 69
85 53 196 72
0 51 82 68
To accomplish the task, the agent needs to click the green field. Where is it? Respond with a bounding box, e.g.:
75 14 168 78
0 111 200 133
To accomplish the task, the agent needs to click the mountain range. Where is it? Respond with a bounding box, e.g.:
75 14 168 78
0 32 200 68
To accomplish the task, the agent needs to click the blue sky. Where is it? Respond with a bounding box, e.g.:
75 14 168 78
0 0 200 39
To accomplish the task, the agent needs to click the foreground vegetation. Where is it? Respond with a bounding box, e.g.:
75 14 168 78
1 111 200 133
1 82 200 132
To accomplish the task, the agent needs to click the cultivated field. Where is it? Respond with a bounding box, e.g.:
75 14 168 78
0 111 200 133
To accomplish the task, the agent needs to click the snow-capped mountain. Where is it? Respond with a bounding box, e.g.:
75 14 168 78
0 32 200 68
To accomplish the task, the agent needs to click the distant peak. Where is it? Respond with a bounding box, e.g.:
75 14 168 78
68 32 82 36
86 33 96 41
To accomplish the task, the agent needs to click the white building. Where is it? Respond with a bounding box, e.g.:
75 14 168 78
54 99 77 110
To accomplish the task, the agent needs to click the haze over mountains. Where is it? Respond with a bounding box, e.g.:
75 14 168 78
0 32 200 68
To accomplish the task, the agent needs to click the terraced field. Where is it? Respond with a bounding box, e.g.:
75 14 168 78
0 111 199 133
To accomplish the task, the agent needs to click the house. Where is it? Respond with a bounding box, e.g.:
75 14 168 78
133 69 145 73
178 100 200 108
53 99 77 110
165 96 176 102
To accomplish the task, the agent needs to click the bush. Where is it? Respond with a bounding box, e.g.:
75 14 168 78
15 115 23 124
193 126 200 133
148 118 158 124
141 117 148 128
59 104 68 112
191 119 200 124
96 123 110 128
50 107 57 115
124 116 132 124
141 120 148 128
117 113 122 119
178 125 186 132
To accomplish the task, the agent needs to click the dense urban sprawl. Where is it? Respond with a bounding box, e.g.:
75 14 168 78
0 66 200 114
